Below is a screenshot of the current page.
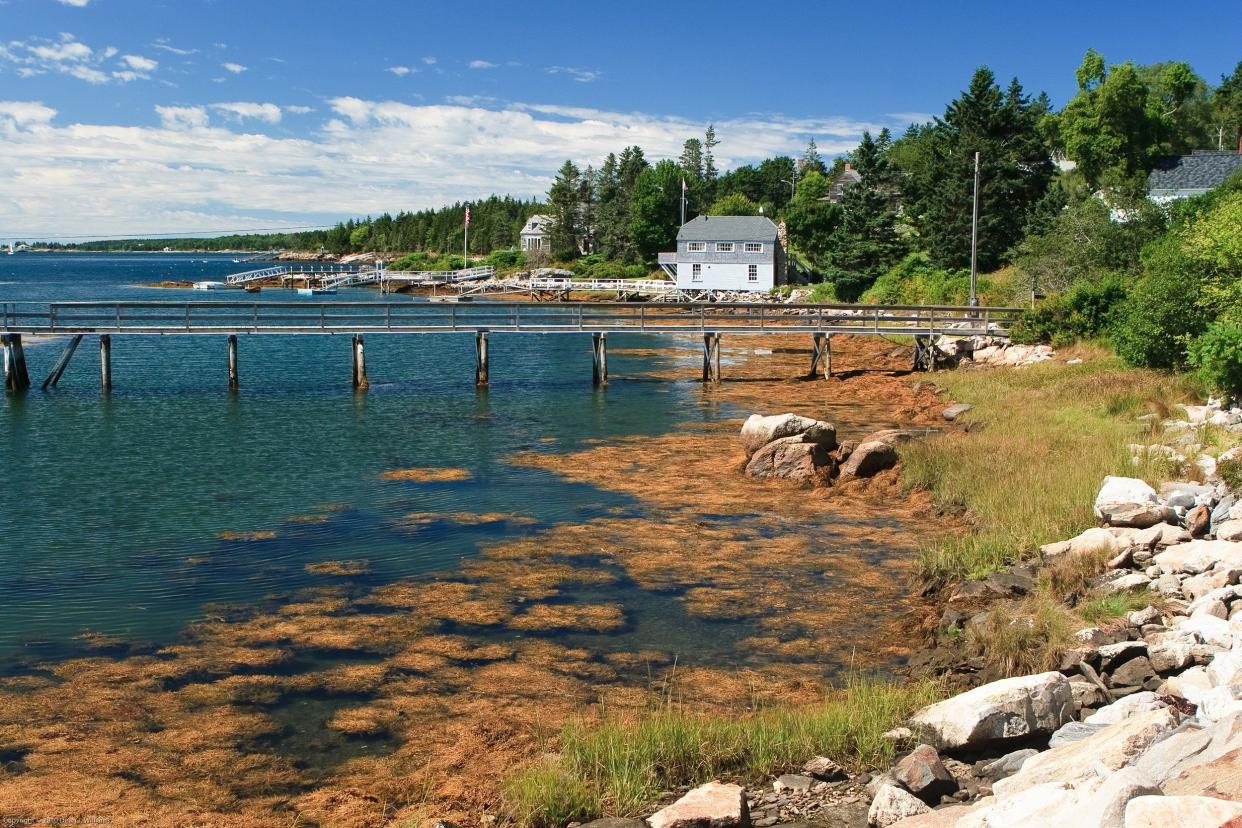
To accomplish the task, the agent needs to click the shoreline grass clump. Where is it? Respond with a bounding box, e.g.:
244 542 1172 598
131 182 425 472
901 348 1200 585
501 674 942 826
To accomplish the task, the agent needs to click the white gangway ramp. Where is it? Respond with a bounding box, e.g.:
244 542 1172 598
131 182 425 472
224 266 289 286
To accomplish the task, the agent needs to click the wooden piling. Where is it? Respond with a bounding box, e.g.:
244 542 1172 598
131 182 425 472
592 332 608 386
227 335 239 391
352 334 369 390
475 331 490 387
702 332 721 384
1 334 25 393
809 333 832 379
99 334 112 392
41 333 83 390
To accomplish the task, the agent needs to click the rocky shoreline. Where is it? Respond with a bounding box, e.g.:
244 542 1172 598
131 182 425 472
560 393 1242 828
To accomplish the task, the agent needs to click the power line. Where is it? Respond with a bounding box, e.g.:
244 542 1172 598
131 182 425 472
1 224 337 240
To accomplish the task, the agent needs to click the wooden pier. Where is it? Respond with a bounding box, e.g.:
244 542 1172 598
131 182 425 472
1 300 1020 393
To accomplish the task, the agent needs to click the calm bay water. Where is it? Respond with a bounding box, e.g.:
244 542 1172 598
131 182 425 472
0 254 715 667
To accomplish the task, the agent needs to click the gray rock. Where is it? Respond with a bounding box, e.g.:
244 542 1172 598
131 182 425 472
739 413 837 458
1212 495 1237 536
744 437 830 483
839 441 899 478
942 403 973 422
908 672 1073 750
1048 719 1108 748
1108 656 1157 688
773 774 814 793
801 756 845 781
892 744 956 804
1095 476 1177 528
979 748 1038 781
1098 641 1147 671
866 784 930 827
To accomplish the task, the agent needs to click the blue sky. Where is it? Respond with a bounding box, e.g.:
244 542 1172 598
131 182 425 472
1 0 1239 238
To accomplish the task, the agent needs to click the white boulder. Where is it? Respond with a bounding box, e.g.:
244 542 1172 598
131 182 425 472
739 413 836 458
1095 477 1176 528
868 784 931 827
648 781 749 828
1123 794 1242 827
909 672 1073 750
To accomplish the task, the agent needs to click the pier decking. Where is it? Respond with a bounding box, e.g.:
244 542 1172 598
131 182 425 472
2 300 1021 392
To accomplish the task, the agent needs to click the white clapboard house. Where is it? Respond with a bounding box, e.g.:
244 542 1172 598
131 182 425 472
658 215 786 293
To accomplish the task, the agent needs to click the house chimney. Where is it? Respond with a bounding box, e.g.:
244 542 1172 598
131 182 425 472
844 162 852 171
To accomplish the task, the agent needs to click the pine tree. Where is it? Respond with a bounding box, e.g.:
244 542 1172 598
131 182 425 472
548 160 584 260
800 138 827 175
824 131 907 298
908 67 1054 271
703 125 720 202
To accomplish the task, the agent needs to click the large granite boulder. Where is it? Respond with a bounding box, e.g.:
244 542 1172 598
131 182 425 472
740 413 836 458
1094 477 1176 528
744 436 832 483
648 781 749 828
1154 540 1242 575
1123 795 1242 827
909 672 1074 751
838 430 915 479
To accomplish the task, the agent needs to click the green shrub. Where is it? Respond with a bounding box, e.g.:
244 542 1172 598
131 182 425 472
1220 456 1242 492
1009 276 1127 346
805 282 837 303
1189 320 1242 402
860 253 981 306
1113 239 1207 370
623 264 649 279
485 248 526 270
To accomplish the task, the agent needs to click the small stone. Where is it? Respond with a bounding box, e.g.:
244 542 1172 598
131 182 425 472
801 756 846 781
892 744 957 804
1109 656 1157 688
979 748 1038 781
773 774 814 793
942 403 972 422
648 782 750 828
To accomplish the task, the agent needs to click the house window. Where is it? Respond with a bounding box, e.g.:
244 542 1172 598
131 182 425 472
691 263 703 282
748 265 758 282
715 242 734 252
687 242 706 252
744 243 763 253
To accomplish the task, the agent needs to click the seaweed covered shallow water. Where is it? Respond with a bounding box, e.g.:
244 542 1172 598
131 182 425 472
0 255 954 824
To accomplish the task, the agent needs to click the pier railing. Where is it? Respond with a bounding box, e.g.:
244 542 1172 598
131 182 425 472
0 300 1022 337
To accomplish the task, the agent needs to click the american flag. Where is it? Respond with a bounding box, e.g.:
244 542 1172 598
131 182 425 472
464 206 471 226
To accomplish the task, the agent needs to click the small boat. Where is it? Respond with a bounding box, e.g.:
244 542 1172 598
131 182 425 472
244 285 262 293
193 281 228 291
297 287 337 296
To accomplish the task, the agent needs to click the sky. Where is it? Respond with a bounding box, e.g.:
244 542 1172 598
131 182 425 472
1 0 1240 240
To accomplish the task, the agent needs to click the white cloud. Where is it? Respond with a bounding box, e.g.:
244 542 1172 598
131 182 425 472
445 95 498 107
155 105 208 130
152 40 197 56
468 60 497 69
0 97 894 238
2 35 159 85
210 102 282 123
285 105 314 115
222 62 247 74
56 0 91 6
0 101 57 126
421 56 437 65
121 55 158 72
386 65 412 76
547 66 600 83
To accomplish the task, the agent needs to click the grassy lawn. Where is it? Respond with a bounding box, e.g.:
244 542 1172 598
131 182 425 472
902 344 1201 586
502 676 942 826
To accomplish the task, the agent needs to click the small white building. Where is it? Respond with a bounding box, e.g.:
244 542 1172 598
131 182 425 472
519 214 552 252
659 215 786 292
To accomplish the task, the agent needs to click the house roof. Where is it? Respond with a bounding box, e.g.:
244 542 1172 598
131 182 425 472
676 215 779 242
1148 150 1242 195
521 214 551 234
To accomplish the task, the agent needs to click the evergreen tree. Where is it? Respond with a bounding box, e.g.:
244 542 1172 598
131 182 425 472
800 138 827 175
824 131 907 298
579 165 597 255
703 124 720 202
548 160 584 259
907 67 1054 271
630 160 684 262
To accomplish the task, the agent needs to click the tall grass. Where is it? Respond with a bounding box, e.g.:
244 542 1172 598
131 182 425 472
902 350 1199 585
501 675 942 826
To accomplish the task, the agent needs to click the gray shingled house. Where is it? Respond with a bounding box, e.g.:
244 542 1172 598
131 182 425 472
1148 148 1242 203
658 215 786 292
519 214 552 252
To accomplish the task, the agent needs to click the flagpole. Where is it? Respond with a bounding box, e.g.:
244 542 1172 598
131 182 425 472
463 204 469 270
680 180 686 226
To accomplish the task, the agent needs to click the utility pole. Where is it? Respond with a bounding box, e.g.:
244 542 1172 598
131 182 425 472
463 204 470 270
969 151 980 308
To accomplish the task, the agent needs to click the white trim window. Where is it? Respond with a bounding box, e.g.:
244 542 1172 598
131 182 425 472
748 264 758 282
715 242 734 252
744 242 764 253
691 263 703 282
687 242 707 252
